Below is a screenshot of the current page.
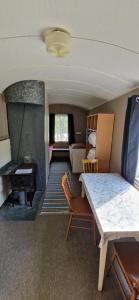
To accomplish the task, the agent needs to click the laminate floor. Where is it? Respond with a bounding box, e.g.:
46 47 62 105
0 215 122 300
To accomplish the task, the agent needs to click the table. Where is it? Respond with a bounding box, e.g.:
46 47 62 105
80 173 139 291
52 148 69 151
0 161 18 176
51 148 69 160
48 148 69 163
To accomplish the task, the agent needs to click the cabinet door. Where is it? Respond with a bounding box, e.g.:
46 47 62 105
0 95 8 140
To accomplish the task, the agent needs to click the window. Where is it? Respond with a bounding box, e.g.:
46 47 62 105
55 114 68 142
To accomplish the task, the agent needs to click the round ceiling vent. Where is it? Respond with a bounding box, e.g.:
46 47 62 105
43 27 71 57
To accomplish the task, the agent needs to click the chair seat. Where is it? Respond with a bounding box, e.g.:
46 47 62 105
70 197 93 216
114 242 139 287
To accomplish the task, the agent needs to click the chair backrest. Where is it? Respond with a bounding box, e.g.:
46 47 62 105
61 173 73 211
82 159 99 173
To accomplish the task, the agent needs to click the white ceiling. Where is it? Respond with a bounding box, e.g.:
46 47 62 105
0 0 139 109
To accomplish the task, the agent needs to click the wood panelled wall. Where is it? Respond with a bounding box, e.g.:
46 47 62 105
89 87 139 173
49 104 87 143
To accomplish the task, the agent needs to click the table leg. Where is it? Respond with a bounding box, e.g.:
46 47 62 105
98 241 108 291
81 184 85 198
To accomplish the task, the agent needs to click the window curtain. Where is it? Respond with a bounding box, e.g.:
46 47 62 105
121 96 139 184
49 113 55 144
68 114 75 144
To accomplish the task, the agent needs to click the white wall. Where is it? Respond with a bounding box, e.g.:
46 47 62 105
0 139 11 206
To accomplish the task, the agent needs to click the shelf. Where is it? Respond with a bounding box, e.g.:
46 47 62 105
86 145 96 148
87 129 97 131
86 113 114 172
87 115 98 131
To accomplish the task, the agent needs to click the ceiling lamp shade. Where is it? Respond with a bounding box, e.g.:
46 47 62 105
43 28 71 57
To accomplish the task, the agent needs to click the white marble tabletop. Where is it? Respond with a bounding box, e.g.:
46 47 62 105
80 173 139 247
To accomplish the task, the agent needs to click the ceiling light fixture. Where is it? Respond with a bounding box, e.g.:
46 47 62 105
43 27 71 57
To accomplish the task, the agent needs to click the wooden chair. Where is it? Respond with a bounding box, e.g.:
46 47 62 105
61 172 96 244
107 242 139 300
82 158 99 173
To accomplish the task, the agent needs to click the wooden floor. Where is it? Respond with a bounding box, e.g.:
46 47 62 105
0 215 123 300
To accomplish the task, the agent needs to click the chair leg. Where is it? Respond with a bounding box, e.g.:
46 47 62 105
107 251 116 276
93 218 96 246
65 214 72 240
130 290 137 300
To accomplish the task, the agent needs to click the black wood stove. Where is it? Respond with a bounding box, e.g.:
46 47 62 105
9 163 37 206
